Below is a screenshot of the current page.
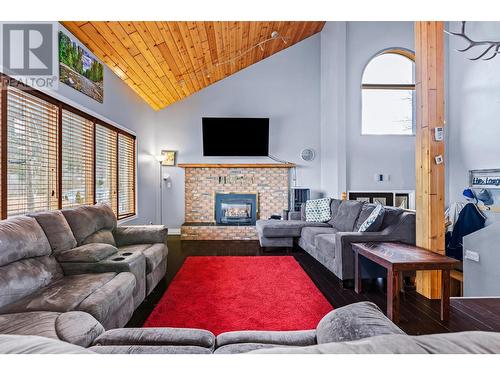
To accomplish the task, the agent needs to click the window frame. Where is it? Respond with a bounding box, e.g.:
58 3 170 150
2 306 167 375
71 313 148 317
117 133 136 220
0 73 137 220
361 48 416 136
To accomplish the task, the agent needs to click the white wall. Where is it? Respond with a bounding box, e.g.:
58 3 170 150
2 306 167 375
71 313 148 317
345 22 415 193
1 22 158 225
448 21 500 225
154 34 322 228
320 22 347 199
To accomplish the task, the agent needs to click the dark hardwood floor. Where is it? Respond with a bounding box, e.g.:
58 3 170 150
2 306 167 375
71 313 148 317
127 236 500 335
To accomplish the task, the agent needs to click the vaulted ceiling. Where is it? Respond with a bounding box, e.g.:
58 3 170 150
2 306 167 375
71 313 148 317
61 21 325 110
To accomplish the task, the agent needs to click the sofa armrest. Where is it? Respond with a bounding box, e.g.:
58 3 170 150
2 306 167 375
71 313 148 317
114 225 168 247
380 211 416 245
316 302 405 344
300 202 306 220
336 231 388 247
216 329 316 348
288 211 302 221
93 327 215 349
59 250 145 277
55 243 118 263
0 311 104 348
335 231 388 280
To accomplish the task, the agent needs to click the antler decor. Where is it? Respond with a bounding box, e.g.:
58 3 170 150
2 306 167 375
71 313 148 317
445 21 500 61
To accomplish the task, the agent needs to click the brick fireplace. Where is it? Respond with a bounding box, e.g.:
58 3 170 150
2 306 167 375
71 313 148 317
180 164 293 240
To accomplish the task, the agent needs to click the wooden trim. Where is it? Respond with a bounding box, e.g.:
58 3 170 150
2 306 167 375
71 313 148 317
132 137 136 216
0 76 7 220
361 84 416 90
57 103 63 209
384 48 416 61
115 132 120 218
92 120 97 205
178 163 296 168
118 213 136 221
414 21 446 300
95 118 136 138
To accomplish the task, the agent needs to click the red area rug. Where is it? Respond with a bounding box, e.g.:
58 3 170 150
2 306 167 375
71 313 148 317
143 256 333 335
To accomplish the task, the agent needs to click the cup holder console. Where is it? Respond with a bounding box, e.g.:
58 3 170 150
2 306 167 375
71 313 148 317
112 257 125 262
121 252 133 256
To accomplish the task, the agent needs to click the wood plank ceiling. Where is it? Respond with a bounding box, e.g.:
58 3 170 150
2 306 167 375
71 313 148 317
61 22 325 110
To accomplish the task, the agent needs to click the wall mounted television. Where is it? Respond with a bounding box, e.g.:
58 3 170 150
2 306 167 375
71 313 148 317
202 117 269 156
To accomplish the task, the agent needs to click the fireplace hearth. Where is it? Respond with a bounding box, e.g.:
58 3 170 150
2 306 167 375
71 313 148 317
215 192 257 226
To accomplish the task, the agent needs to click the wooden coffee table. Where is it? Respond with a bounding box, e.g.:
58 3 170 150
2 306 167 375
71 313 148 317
352 242 460 323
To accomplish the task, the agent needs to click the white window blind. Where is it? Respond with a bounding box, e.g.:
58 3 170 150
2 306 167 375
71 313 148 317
61 109 94 208
95 124 117 215
6 87 59 217
118 133 135 219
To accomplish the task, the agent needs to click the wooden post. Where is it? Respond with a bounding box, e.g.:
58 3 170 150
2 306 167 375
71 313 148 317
414 21 446 299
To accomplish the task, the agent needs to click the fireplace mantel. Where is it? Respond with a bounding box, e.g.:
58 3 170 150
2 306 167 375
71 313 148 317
178 163 295 168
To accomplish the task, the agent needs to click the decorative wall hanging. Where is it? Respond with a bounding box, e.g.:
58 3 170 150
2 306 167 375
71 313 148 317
469 169 500 189
59 31 104 102
160 150 177 166
445 21 500 61
300 148 316 162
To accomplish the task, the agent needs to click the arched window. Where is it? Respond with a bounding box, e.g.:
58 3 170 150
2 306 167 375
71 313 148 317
361 49 416 135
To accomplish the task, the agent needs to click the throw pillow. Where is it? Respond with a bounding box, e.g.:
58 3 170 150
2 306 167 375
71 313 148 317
305 198 332 222
330 200 364 232
358 203 385 232
327 199 343 226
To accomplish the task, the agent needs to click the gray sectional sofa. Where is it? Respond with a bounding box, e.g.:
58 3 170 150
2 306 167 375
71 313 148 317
0 204 168 330
1 302 500 354
256 199 416 280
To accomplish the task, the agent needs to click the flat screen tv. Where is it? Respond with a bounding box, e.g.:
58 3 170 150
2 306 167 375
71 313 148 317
202 117 269 156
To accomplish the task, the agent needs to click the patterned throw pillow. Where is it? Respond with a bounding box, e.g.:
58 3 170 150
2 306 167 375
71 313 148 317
305 198 332 222
358 203 385 232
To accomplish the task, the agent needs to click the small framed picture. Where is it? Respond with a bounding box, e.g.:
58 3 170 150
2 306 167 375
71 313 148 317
161 150 176 166
356 197 370 203
395 194 409 209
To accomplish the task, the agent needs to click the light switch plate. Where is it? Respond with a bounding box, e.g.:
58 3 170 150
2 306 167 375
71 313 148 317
434 127 444 141
373 174 390 182
464 250 480 262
